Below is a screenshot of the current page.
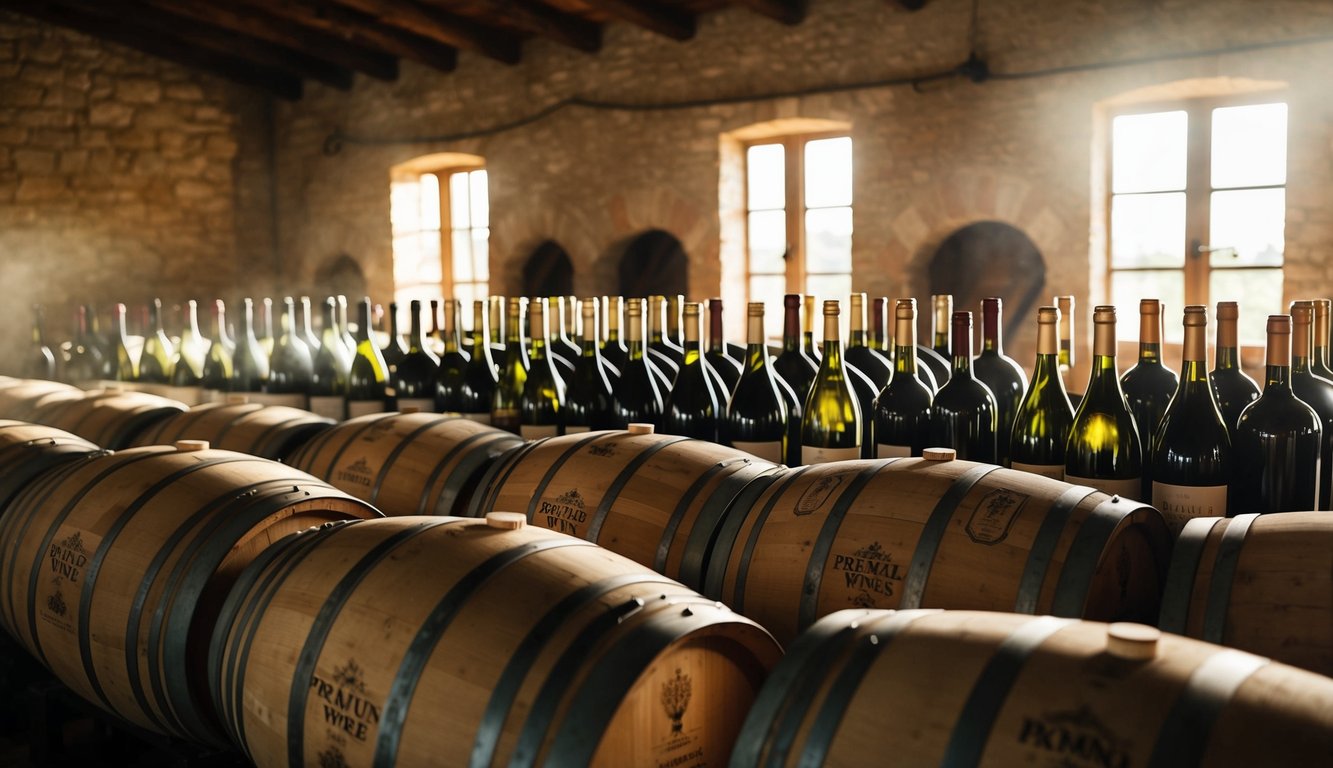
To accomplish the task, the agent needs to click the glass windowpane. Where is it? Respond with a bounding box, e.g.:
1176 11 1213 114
805 137 853 208
449 172 470 230
1110 270 1186 344
452 230 473 283
1112 111 1187 193
748 210 787 273
1212 103 1287 189
472 228 490 280
1110 192 1185 269
390 181 421 235
469 170 489 228
747 144 785 210
805 207 853 274
419 174 441 230
1210 268 1283 346
1209 189 1284 268
749 275 786 341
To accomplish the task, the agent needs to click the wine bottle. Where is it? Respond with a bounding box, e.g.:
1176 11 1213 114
723 301 790 463
1151 305 1232 532
428 298 445 358
973 297 1028 466
550 295 582 372
1056 295 1076 379
1290 300 1333 510
230 298 270 396
1065 305 1143 498
600 295 629 375
1210 301 1260 431
1233 315 1322 513
647 294 683 375
391 300 441 413
257 297 275 357
438 300 496 422
65 305 105 384
488 295 507 358
345 298 389 417
663 302 725 441
297 296 321 357
27 304 56 380
1121 299 1180 498
137 298 175 384
774 294 818 408
337 295 356 359
564 298 618 433
927 311 998 462
1010 306 1074 479
309 297 348 420
871 296 891 354
801 294 822 364
263 297 313 408
170 299 207 387
518 298 564 439
491 297 529 434
84 304 117 380
705 298 743 393
845 292 892 390
1314 299 1333 380
874 298 933 458
800 300 862 464
201 300 234 403
432 299 470 412
930 294 953 362
111 303 137 382
667 294 686 351
612 297 665 428
380 301 408 378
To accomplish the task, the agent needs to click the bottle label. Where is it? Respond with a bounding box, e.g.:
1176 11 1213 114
1010 462 1065 481
520 424 559 440
732 440 783 463
396 397 436 414
1063 474 1142 500
248 392 308 409
564 425 591 434
308 396 346 421
876 444 911 459
801 445 861 465
1152 482 1227 534
461 412 492 425
346 400 386 419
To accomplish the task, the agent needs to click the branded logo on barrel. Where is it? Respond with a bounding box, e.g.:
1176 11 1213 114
44 531 90 626
1017 705 1131 768
540 489 587 535
966 488 1029 545
588 441 618 457
833 541 905 606
310 659 381 745
796 473 847 515
336 457 375 488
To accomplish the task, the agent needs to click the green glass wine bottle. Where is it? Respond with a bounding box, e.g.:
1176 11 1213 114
800 299 862 464
491 297 529 434
27 304 55 380
1290 300 1333 510
871 296 891 355
137 298 175 384
1210 301 1259 431
1151 305 1232 532
111 303 137 382
612 297 665 428
1121 298 1179 498
801 294 822 365
1233 314 1322 513
393 299 441 413
65 305 105 384
600 295 629 376
724 301 789 463
845 292 891 390
647 294 683 377
519 297 564 439
308 297 348 420
1065 305 1143 498
924 293 953 388
432 298 471 414
774 294 818 409
927 311 998 463
381 301 408 377
298 296 321 357
169 299 206 388
662 302 724 442
873 298 933 458
973 297 1028 467
564 298 618 433
230 297 270 397
263 297 313 409
1056 294 1076 382
550 295 581 373
346 297 389 418
438 300 496 422
1314 299 1333 381
1010 306 1074 479
705 298 743 393
201 300 234 403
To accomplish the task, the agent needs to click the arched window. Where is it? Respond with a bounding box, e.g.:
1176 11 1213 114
389 152 489 311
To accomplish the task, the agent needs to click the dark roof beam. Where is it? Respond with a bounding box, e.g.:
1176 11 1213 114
735 0 808 25
325 0 522 63
577 0 696 41
446 0 600 53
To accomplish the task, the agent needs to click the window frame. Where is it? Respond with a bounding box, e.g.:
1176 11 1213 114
438 165 489 305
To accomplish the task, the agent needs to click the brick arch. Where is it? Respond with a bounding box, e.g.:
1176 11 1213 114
592 187 719 300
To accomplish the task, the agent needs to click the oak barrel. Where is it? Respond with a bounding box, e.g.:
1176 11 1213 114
0 420 101 512
468 429 783 588
1160 511 1333 677
131 402 334 461
27 388 188 449
0 379 83 421
732 609 1333 767
0 442 382 744
705 454 1170 643
286 411 523 517
209 514 781 768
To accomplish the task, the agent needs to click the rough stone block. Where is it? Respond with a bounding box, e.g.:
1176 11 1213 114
13 148 56 174
89 101 134 128
15 176 68 202
116 78 162 104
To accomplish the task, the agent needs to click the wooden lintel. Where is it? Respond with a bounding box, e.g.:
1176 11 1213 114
237 0 458 74
735 0 808 25
577 0 695 41
326 0 522 64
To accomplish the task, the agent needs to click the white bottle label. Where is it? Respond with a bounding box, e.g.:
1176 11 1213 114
732 440 783 463
396 397 436 414
1063 474 1142 500
801 445 862 465
346 400 385 419
462 412 492 425
876 444 911 459
1152 482 1227 534
248 392 308 409
564 425 591 434
308 396 345 420
1011 462 1066 480
520 424 559 440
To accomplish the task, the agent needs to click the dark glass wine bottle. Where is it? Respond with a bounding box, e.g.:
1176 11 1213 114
801 294 822 365
663 302 724 442
1065 305 1143 499
1290 300 1333 510
428 298 444 357
65 305 105 384
391 299 441 413
84 304 117 380
230 298 270 396
845 292 892 390
1210 301 1260 432
257 297 274 358
1233 315 1322 513
336 295 356 360
647 294 683 376
438 300 496 422
705 298 742 394
519 297 564 439
432 299 470 413
612 297 665 428
800 299 862 464
264 297 313 409
1010 306 1074 479
381 301 408 377
27 304 56 380
774 294 818 410
564 298 618 433
600 295 629 376
927 311 998 462
297 296 321 357
170 299 206 387
111 303 137 382
1151 305 1232 532
973 297 1028 467
491 297 528 434
1056 294 1076 381
873 298 933 458
550 295 582 373
930 294 953 362
346 298 389 418
871 296 891 354
1120 298 1179 497
201 300 234 403
723 301 789 463
137 298 175 384
1314 299 1333 381
667 293 686 352
309 297 348 420
488 295 507 359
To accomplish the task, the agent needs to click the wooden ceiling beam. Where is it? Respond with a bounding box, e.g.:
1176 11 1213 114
0 0 302 99
448 0 601 53
324 0 522 64
577 0 695 41
130 0 399 81
735 0 808 25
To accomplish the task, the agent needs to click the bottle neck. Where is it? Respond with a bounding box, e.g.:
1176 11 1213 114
32 308 46 345
894 313 917 375
648 298 665 344
683 310 704 363
707 302 724 353
320 305 337 343
75 307 88 342
149 303 163 334
627 308 645 359
115 307 129 340
981 304 1002 354
1292 314 1314 375
950 319 974 377
820 311 843 367
389 305 401 338
409 304 427 351
214 305 228 343
782 299 800 352
298 300 313 340
184 302 200 338
580 307 602 355
282 301 297 338
470 304 491 359
1138 308 1162 364
443 302 463 353
355 302 373 343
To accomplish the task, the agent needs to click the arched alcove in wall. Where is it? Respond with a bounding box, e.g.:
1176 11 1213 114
314 253 367 302
928 221 1046 332
523 240 574 297
618 229 688 298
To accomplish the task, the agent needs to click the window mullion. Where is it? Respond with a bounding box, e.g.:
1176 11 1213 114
1184 104 1212 307
439 173 454 298
785 136 805 294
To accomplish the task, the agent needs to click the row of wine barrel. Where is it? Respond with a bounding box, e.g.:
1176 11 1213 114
0 408 1331 765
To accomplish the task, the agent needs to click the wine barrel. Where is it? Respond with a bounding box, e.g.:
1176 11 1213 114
27 388 188 449
733 609 1333 767
0 379 83 421
286 411 523 517
705 452 1170 643
131 402 334 461
468 428 783 589
0 442 382 744
209 513 781 768
0 420 101 511
1160 511 1333 677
